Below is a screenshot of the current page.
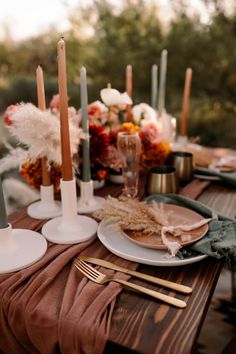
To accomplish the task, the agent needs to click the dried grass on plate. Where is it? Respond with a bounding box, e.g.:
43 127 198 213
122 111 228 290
95 197 215 257
94 196 168 235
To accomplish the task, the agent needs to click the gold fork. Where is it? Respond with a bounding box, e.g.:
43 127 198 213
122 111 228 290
73 258 187 309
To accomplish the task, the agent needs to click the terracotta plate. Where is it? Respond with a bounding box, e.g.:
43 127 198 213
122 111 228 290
122 204 208 250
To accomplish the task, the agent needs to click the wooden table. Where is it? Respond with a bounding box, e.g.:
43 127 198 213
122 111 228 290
3 179 236 354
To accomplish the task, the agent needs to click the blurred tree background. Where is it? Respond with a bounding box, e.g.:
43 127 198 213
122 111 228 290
1 0 236 148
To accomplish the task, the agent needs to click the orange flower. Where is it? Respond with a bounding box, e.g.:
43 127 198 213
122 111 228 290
20 159 61 192
118 122 140 133
140 141 172 172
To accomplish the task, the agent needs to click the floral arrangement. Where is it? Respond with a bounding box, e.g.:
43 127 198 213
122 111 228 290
1 97 82 191
1 87 172 191
85 88 172 177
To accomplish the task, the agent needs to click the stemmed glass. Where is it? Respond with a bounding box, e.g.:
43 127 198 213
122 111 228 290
117 131 141 198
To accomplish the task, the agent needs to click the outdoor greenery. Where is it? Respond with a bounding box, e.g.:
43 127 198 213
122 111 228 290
1 0 236 148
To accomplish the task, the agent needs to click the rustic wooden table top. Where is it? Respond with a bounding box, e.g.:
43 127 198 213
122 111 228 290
5 179 236 354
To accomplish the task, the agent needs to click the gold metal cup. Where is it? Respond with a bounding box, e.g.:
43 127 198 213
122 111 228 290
170 151 193 184
146 166 179 195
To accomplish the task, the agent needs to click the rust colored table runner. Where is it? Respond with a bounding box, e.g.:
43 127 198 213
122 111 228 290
1 179 236 354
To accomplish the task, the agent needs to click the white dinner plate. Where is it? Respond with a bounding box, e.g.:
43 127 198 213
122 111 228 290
97 221 207 267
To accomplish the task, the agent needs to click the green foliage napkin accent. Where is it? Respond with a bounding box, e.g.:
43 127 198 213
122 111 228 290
194 167 236 186
145 194 236 267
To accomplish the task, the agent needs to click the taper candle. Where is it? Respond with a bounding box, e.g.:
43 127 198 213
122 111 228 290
126 64 132 121
180 68 193 137
80 66 91 182
57 38 73 181
158 49 168 116
151 64 158 109
126 64 133 99
36 65 51 186
0 176 8 229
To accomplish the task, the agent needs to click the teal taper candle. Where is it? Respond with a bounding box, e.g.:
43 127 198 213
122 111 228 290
0 176 8 229
80 66 91 182
151 64 158 109
158 49 168 116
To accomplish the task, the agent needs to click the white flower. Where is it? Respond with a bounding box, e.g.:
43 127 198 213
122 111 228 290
132 103 157 125
100 88 132 106
158 111 177 142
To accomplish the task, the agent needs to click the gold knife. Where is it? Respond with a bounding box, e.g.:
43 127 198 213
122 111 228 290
78 256 192 294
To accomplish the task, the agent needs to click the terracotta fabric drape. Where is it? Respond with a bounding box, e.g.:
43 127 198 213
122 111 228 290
0 180 209 354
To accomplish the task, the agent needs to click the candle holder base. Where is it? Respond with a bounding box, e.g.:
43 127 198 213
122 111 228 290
41 215 97 244
27 185 62 219
0 224 47 274
78 180 105 213
78 196 105 213
41 178 98 244
27 200 62 219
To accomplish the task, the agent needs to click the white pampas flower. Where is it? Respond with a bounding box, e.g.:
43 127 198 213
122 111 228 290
100 88 132 106
132 103 157 125
8 103 81 165
0 147 28 174
3 178 39 214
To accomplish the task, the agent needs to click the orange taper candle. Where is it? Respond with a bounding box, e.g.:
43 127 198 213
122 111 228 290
57 38 73 181
126 64 133 99
180 68 193 137
126 64 133 120
36 65 51 186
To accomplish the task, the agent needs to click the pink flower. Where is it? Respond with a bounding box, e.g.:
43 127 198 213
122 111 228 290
141 121 163 144
78 101 108 125
3 105 21 125
49 94 60 110
88 101 107 119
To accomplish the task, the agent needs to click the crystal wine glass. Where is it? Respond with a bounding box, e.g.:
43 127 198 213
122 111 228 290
117 131 141 198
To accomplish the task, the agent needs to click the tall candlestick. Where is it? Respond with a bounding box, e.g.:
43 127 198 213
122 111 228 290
151 64 158 109
158 49 168 116
57 38 73 181
80 66 91 182
0 176 8 229
126 64 133 98
36 65 51 186
180 68 193 137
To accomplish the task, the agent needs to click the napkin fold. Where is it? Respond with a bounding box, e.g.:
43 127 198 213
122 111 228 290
194 166 236 186
145 194 236 267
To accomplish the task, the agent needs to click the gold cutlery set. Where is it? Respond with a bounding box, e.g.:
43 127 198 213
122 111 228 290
74 256 192 309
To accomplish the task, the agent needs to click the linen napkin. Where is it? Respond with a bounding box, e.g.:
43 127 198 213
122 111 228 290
145 193 236 266
194 166 236 186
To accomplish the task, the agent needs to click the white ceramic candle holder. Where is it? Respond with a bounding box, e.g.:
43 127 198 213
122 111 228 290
27 184 62 219
0 224 47 274
78 180 105 213
42 178 98 244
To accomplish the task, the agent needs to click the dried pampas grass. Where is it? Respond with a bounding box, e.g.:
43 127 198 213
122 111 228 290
94 196 168 234
0 146 28 174
8 103 82 165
